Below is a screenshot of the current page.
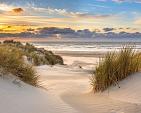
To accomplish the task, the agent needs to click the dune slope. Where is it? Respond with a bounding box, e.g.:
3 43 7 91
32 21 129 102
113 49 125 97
1 65 141 113
0 75 79 113
37 65 141 113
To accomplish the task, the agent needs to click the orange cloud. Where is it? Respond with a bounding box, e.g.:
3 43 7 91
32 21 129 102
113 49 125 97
12 8 24 14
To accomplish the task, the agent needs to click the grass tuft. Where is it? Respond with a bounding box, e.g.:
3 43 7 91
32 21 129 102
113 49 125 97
91 47 141 92
0 45 38 86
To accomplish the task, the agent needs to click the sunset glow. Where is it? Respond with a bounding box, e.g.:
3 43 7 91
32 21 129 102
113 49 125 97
0 0 141 33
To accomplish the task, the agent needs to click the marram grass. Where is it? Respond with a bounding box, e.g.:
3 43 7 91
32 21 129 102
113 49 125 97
91 47 141 92
0 45 38 86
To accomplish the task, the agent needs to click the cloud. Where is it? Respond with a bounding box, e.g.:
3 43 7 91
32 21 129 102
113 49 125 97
37 27 75 35
0 3 24 15
0 4 13 11
88 4 109 8
134 18 141 25
30 7 114 19
103 28 115 32
112 0 127 3
0 27 141 38
12 8 24 14
97 0 141 3
0 3 137 31
76 13 113 19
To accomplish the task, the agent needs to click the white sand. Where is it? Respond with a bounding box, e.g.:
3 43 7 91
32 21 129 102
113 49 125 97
62 55 99 70
1 65 141 113
0 75 79 113
107 72 141 104
37 65 92 95
36 65 141 113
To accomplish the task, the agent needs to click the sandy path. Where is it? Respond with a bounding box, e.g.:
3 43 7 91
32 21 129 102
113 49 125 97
37 65 91 95
37 65 141 113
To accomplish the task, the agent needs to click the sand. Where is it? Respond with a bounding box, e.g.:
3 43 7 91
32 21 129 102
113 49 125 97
37 65 141 113
62 73 141 113
0 74 79 113
1 64 141 113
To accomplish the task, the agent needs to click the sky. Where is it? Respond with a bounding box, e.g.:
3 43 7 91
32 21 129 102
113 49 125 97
0 0 141 33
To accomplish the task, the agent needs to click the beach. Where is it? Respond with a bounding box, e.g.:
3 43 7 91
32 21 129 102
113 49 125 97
36 42 141 113
1 41 141 113
0 0 141 112
1 64 141 113
36 63 141 113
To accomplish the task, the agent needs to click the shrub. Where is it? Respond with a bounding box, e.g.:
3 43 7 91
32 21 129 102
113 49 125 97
91 47 141 92
30 52 49 66
0 45 38 86
24 43 37 53
44 52 63 65
2 40 64 66
53 55 64 64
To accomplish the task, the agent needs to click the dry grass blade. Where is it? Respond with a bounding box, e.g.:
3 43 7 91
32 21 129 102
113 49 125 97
91 47 141 92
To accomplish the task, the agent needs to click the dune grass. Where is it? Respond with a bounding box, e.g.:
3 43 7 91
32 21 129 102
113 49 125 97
3 40 64 66
0 45 38 86
0 40 64 86
91 47 141 92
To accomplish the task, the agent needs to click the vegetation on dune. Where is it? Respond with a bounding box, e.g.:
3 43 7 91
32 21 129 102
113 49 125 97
91 47 141 92
0 45 38 86
0 40 64 86
3 40 64 65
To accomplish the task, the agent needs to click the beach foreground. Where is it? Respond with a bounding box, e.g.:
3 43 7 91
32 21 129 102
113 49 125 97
38 65 141 113
1 64 141 113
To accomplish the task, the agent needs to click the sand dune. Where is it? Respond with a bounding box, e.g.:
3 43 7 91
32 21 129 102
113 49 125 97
0 75 79 113
107 72 141 104
37 65 141 113
1 65 141 113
